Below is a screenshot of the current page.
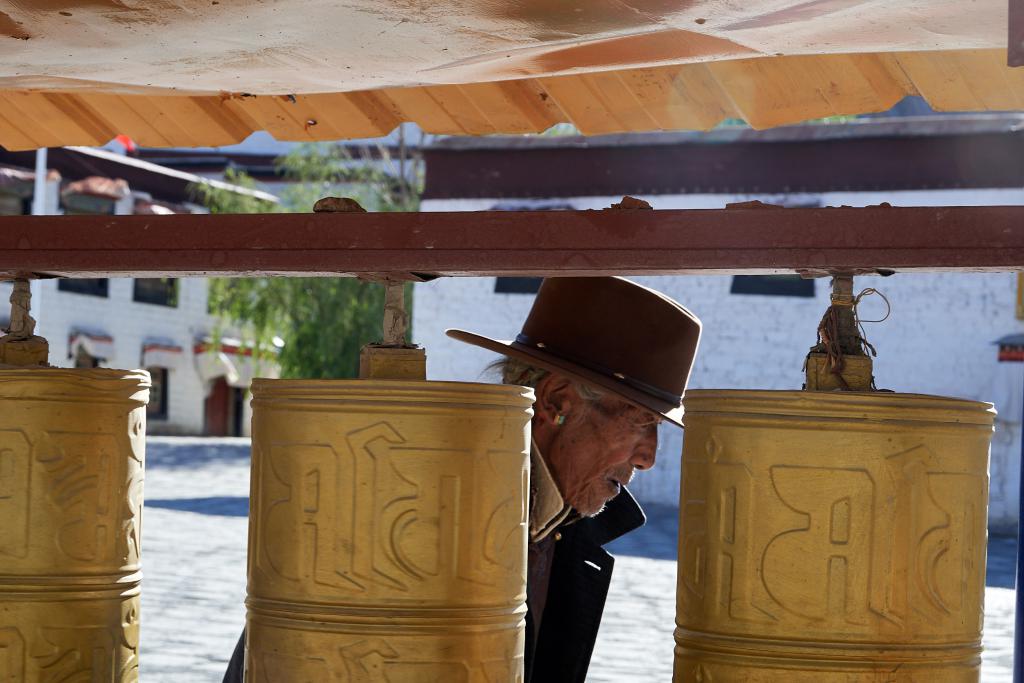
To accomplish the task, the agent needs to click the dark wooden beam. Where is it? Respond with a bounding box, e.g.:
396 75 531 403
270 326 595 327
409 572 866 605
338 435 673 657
2 205 1023 278
424 118 1024 200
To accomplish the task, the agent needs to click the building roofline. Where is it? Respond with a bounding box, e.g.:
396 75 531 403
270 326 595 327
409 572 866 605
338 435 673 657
0 146 279 206
427 114 1024 151
65 146 279 203
423 114 1024 199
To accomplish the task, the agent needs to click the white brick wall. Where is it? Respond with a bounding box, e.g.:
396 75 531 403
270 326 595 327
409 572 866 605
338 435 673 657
0 278 264 436
416 189 1024 531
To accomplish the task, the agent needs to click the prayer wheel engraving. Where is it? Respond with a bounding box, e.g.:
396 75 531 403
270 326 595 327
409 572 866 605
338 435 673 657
247 379 533 682
675 390 994 682
0 368 149 682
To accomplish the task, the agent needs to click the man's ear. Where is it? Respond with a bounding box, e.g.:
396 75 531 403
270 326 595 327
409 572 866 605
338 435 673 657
534 372 579 427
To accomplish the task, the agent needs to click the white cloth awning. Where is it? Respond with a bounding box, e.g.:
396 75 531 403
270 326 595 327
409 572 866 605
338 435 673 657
195 349 241 387
193 337 280 389
69 329 114 361
141 339 184 370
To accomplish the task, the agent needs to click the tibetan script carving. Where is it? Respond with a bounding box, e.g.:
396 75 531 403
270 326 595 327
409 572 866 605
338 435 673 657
247 379 533 683
0 369 148 683
675 390 992 682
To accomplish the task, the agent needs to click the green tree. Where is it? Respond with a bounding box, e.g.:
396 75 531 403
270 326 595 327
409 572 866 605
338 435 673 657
193 140 421 379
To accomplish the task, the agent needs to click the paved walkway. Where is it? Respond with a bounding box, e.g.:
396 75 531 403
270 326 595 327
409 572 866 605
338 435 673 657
141 439 250 681
140 438 1017 681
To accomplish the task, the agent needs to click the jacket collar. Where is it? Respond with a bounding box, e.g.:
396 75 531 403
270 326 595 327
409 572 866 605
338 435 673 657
529 439 572 543
589 486 646 546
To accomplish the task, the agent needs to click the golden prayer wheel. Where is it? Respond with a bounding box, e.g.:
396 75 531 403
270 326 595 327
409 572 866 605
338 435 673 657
246 378 533 682
0 367 149 681
674 390 994 682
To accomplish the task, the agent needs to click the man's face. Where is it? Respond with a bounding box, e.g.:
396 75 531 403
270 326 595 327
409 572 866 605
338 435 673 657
543 392 660 517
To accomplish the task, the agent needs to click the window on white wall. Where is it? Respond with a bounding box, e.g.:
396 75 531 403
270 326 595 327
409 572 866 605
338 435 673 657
147 367 169 420
730 275 815 298
134 278 179 307
495 277 542 294
59 279 109 297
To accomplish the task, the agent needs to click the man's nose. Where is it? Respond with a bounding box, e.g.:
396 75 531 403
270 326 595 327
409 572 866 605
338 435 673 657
630 430 658 471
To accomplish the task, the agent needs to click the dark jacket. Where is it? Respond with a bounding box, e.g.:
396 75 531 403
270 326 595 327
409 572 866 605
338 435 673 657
223 490 645 683
525 489 645 683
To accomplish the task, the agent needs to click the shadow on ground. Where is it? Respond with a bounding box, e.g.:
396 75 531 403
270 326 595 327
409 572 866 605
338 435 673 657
147 437 251 469
989 535 1017 588
147 496 250 517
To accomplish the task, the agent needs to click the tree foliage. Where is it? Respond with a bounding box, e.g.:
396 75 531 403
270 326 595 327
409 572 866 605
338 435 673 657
193 140 421 379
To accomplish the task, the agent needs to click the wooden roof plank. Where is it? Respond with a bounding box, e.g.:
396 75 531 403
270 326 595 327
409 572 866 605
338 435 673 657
0 49 1017 150
374 87 461 134
0 91 102 147
898 50 1024 112
453 80 560 134
709 53 910 129
617 65 739 131
416 85 502 135
537 73 629 135
72 92 182 148
0 93 47 151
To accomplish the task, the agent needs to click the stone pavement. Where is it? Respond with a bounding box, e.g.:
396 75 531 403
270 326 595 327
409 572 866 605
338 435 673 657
142 438 250 682
140 438 1017 682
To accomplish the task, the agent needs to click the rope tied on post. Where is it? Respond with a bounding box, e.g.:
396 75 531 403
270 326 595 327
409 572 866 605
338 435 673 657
816 304 850 389
806 276 890 392
852 287 891 358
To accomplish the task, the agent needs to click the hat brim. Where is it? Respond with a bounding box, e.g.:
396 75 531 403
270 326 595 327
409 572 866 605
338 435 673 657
446 328 684 427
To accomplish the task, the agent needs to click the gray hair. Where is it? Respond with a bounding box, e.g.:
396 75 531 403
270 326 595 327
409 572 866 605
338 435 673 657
487 356 605 403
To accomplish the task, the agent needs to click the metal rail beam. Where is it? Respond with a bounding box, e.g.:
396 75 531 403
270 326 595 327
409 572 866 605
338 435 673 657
2 205 1023 278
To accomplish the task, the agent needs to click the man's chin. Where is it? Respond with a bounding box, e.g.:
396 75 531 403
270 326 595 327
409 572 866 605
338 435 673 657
573 490 620 517
570 477 629 517
579 502 607 518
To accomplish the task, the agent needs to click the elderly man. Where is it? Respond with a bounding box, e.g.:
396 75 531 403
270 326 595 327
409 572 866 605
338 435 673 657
223 276 700 683
447 276 701 682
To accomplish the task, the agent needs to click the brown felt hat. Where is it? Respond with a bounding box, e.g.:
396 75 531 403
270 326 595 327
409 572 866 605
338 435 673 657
447 277 701 427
